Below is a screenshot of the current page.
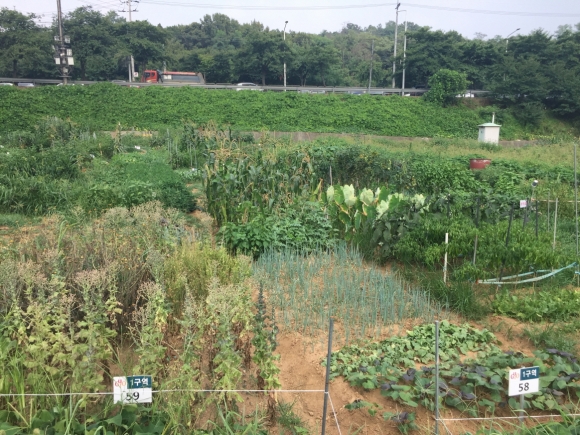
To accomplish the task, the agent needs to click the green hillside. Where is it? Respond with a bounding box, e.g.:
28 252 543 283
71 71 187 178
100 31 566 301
0 84 569 139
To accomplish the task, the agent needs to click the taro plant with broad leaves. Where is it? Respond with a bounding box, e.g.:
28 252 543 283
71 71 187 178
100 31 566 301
324 184 428 260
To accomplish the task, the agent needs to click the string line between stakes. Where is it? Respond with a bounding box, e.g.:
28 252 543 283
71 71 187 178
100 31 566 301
438 413 580 422
326 391 343 435
0 389 325 397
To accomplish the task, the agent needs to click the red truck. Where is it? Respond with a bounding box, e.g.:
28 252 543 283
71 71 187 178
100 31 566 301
141 70 205 85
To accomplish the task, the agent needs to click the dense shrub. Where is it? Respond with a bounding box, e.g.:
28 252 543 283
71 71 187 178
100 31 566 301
0 125 195 215
0 84 531 139
219 203 336 257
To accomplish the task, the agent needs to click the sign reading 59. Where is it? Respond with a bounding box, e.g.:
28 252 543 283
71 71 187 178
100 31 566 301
113 376 152 404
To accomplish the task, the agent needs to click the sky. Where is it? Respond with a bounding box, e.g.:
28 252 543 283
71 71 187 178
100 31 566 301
5 0 580 39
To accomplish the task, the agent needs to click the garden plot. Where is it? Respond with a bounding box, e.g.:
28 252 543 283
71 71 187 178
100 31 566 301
254 244 447 345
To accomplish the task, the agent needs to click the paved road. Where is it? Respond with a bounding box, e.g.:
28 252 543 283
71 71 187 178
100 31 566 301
0 77 488 96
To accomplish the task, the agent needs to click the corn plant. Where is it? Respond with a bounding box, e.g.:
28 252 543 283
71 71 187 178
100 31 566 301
203 151 320 226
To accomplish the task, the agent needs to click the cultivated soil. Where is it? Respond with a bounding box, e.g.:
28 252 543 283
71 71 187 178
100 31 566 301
272 313 560 435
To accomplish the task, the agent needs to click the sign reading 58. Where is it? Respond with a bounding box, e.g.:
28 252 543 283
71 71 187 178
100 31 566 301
508 366 540 396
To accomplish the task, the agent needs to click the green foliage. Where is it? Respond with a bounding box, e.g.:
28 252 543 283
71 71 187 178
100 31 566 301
252 285 281 392
424 69 469 106
493 288 580 322
203 149 318 226
0 119 195 215
162 242 251 309
219 203 336 257
0 403 169 435
400 267 489 320
524 323 580 356
88 154 196 213
0 202 277 433
254 245 444 343
328 321 580 417
0 85 534 139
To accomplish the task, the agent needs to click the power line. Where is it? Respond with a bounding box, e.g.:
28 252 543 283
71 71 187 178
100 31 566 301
405 2 580 17
138 1 397 10
136 0 580 17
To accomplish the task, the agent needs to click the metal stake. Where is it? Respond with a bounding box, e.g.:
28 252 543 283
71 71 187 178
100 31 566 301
499 203 515 283
473 190 480 265
435 320 440 435
575 144 578 256
443 233 449 283
321 318 334 435
547 190 551 232
553 198 558 250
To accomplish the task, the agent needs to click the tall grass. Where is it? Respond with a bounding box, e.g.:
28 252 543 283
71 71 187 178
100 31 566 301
254 244 446 343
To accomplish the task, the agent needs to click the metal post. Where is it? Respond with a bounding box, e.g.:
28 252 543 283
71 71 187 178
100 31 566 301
368 40 374 93
434 320 440 435
547 190 551 232
401 20 408 95
321 318 334 435
535 194 539 239
575 144 578 256
283 21 288 91
329 165 333 186
519 394 525 423
443 233 449 284
473 191 480 265
392 3 400 88
553 198 558 250
499 203 515 283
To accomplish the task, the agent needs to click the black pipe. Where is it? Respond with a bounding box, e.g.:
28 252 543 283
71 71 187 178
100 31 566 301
499 202 515 283
321 318 334 435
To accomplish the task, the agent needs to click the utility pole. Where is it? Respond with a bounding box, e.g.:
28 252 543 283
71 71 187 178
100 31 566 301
401 19 408 95
283 21 288 91
54 0 73 85
368 39 374 93
121 0 138 82
392 2 400 88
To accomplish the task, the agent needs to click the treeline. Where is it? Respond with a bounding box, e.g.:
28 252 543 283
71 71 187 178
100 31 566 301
1 7 580 122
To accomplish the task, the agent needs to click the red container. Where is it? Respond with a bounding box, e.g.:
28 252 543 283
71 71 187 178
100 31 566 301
470 158 491 170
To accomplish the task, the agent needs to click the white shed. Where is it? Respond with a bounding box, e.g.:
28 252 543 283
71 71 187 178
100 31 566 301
478 122 501 144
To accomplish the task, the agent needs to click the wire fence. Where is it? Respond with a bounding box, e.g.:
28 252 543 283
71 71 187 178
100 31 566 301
438 413 580 435
0 389 342 435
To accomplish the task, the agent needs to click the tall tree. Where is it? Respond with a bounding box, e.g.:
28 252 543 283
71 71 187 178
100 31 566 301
117 20 167 74
403 27 464 87
237 28 285 85
62 7 118 80
0 8 53 78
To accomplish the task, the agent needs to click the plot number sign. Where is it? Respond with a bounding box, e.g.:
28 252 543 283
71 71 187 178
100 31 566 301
509 366 539 396
113 376 152 403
